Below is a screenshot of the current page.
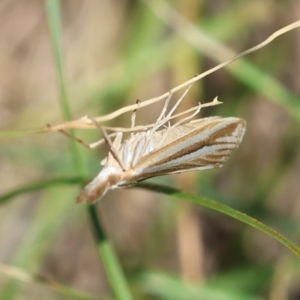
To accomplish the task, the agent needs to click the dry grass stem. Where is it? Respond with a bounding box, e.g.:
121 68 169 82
45 19 300 132
1 18 300 140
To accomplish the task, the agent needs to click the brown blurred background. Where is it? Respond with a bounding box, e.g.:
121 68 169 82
1 0 300 299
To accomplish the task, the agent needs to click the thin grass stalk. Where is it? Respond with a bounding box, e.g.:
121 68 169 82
45 1 134 299
88 206 134 300
45 0 84 176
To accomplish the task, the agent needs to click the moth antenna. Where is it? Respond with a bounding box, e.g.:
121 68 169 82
57 128 91 149
56 122 119 150
84 116 126 171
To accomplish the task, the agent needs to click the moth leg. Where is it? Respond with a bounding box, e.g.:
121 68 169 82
147 90 173 137
152 91 173 132
155 82 195 130
138 91 173 158
172 101 202 128
165 82 195 120
157 101 202 149
131 99 141 136
89 132 118 149
156 120 174 149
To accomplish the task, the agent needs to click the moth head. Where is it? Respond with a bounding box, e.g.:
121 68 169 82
76 167 120 204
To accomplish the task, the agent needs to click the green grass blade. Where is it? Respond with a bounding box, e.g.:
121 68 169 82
137 182 300 258
137 272 263 300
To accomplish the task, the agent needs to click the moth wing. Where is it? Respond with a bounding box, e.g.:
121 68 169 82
132 117 246 180
149 117 220 149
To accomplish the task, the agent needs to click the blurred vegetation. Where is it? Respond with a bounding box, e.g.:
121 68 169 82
1 0 300 299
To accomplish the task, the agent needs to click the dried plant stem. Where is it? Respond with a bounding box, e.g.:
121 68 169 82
0 19 299 140
54 19 300 125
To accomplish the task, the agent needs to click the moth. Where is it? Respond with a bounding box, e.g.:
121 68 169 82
76 95 246 204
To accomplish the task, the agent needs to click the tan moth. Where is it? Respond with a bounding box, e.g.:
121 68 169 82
51 21 300 204
76 93 246 204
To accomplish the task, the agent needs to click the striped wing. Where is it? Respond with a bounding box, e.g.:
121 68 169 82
132 117 246 180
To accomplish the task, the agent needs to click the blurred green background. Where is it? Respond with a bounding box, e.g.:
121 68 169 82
1 0 300 299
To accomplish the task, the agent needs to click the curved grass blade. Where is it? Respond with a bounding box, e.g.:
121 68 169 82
137 182 300 259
